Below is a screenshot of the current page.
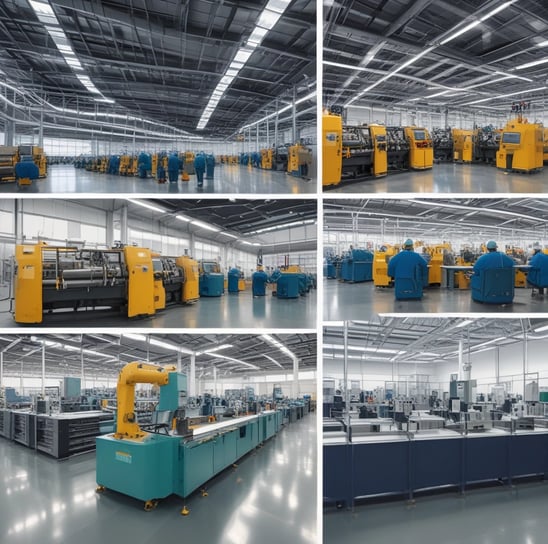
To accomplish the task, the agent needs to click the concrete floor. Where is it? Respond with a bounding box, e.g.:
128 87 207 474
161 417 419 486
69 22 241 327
0 164 316 194
0 413 317 544
0 286 317 329
325 162 548 193
324 480 548 544
324 280 548 319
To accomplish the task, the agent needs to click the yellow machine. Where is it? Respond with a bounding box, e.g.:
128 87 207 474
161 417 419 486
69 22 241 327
32 146 47 178
424 244 451 285
544 128 548 163
99 157 108 173
0 146 18 182
322 113 343 186
372 246 397 287
185 151 195 175
261 148 273 169
369 125 388 176
114 362 176 440
496 117 543 172
287 144 312 177
151 153 158 177
176 256 200 303
454 256 472 289
452 129 474 163
119 155 131 175
404 127 433 169
129 156 138 176
14 243 156 324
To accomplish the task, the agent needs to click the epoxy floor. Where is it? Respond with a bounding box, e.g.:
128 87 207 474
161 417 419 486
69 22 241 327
324 481 548 544
0 413 317 544
324 280 548 319
0 164 316 194
325 162 548 193
0 286 317 328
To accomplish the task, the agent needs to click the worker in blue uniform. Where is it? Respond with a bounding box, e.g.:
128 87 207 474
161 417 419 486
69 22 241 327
205 154 215 179
137 152 151 178
387 239 429 300
473 241 514 275
194 152 206 187
167 153 179 182
528 244 548 296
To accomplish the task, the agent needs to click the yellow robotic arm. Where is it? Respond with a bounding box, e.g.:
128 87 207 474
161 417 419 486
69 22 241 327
114 361 176 440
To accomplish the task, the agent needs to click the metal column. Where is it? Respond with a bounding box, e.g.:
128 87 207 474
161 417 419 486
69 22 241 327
120 203 128 245
292 86 297 144
189 353 196 397
292 356 299 399
42 344 46 396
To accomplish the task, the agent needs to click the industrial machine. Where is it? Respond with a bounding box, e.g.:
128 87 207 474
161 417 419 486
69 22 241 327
227 267 243 293
184 151 195 174
404 127 433 169
496 116 543 173
473 127 501 163
340 249 374 282
13 243 157 323
425 244 451 285
372 246 398 287
544 128 548 164
32 146 47 177
151 254 200 308
432 128 453 162
260 148 273 170
386 127 410 170
287 143 312 177
198 261 224 297
452 129 474 163
96 361 281 512
0 146 19 182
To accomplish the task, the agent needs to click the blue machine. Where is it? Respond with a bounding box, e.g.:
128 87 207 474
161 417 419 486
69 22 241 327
4 387 31 408
167 153 179 182
14 161 39 184
340 249 374 282
227 268 241 293
96 362 282 512
252 269 269 296
137 153 151 178
528 252 548 290
324 259 337 279
275 273 301 299
108 155 120 175
205 154 215 179
199 261 224 297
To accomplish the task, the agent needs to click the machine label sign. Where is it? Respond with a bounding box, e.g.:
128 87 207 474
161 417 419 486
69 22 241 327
115 451 132 464
325 132 337 143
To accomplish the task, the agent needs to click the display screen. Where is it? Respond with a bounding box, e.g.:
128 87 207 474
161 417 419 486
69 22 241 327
414 130 427 140
502 132 520 144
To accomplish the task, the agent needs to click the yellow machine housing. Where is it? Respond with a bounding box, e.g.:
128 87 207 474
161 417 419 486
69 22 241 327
287 144 312 176
544 128 548 164
119 155 131 175
32 146 47 178
322 113 343 186
455 256 471 289
151 154 158 177
496 117 543 172
373 246 397 287
452 130 474 163
261 148 273 169
404 127 433 169
176 256 200 303
425 244 451 285
114 362 176 440
369 125 388 177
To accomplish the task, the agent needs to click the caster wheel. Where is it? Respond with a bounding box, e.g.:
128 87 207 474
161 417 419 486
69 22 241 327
201 489 208 497
181 506 190 516
95 485 106 493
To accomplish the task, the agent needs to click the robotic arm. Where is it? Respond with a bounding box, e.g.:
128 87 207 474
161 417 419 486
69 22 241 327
115 361 176 440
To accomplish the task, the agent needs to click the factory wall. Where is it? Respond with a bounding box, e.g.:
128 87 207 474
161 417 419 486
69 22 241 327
199 376 316 398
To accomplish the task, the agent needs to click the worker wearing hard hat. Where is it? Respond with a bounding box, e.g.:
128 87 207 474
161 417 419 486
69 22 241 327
528 244 548 296
473 241 514 273
387 239 429 300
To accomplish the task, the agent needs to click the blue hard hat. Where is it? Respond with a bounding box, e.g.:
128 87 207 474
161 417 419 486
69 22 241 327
486 240 497 249
404 239 413 247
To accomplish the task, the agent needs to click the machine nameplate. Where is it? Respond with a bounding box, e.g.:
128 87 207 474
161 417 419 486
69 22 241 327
115 451 132 464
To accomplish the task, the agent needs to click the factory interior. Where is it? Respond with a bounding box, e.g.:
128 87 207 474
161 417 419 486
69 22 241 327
323 317 548 544
323 0 548 194
0 0 316 194
0 198 317 328
324 197 548 316
0 332 317 543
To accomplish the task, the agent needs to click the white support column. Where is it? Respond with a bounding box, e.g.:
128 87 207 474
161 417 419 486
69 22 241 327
41 344 46 395
292 86 297 144
292 356 299 399
213 366 217 397
189 353 196 397
177 351 182 373
0 352 3 387
106 210 114 248
81 346 85 386
120 203 128 245
344 322 349 430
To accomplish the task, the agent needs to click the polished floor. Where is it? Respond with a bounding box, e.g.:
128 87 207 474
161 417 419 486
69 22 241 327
0 413 317 544
0 164 316 194
324 280 548 319
0 286 317 328
325 162 548 193
324 480 548 544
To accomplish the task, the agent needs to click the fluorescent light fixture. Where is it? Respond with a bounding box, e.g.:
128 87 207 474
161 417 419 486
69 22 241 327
122 333 147 342
241 241 253 245
175 215 191 222
323 344 405 354
93 97 115 104
122 334 193 354
494 70 533 82
440 20 481 45
263 354 284 368
256 10 282 30
221 232 238 239
455 319 474 328
474 337 506 349
248 27 269 45
515 57 548 70
190 220 220 232
533 324 548 333
127 199 167 214
538 40 548 47
261 334 297 361
196 344 233 356
462 86 547 105
479 0 517 20
209 354 260 370
29 1 54 15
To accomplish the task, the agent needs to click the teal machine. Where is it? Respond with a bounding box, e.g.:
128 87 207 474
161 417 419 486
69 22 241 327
96 362 281 513
199 261 224 297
